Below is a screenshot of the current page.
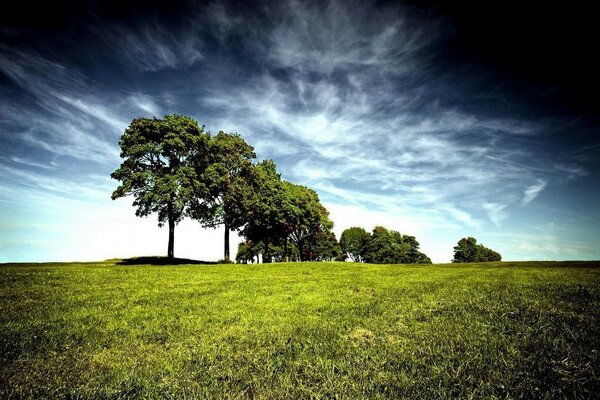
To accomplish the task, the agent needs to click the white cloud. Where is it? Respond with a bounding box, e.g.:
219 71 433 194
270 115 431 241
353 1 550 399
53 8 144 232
54 94 128 133
483 202 509 226
1 0 594 264
522 179 547 205
129 94 161 116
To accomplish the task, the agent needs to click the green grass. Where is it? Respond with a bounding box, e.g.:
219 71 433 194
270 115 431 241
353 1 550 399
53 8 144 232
1 260 599 399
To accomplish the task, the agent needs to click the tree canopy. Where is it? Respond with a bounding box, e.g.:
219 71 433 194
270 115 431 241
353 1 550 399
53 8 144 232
340 226 431 264
340 227 370 262
236 162 340 263
452 237 502 262
282 181 334 262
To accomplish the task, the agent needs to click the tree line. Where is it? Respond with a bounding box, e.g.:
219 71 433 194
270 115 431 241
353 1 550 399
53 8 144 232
111 114 336 262
111 115 501 264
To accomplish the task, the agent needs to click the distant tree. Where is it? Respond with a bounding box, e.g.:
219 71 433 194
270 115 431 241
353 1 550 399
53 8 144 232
415 251 432 264
340 227 370 262
239 160 288 263
313 230 343 261
452 237 502 262
236 240 260 264
362 226 431 264
363 226 408 264
111 115 207 259
282 181 333 262
189 131 256 261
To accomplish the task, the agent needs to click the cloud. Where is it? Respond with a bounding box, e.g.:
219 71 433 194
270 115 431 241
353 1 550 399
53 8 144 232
0 46 150 165
99 24 203 72
483 202 509 226
6 156 56 170
1 0 596 263
522 179 547 205
129 94 161 116
265 0 434 74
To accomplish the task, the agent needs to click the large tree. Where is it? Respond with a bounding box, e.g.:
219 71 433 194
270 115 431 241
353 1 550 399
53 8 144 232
111 115 207 258
189 131 256 261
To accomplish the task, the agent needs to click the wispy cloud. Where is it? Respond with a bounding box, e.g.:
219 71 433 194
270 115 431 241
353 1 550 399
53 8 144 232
129 94 161 116
93 19 203 72
522 179 547 205
0 0 596 262
0 46 150 165
483 202 509 226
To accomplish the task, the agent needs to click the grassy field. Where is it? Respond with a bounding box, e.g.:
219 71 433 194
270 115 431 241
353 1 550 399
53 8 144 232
1 260 599 399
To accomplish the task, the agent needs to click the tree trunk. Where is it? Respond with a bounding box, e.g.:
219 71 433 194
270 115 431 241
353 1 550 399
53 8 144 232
284 236 289 263
298 239 303 262
223 222 230 261
167 205 175 259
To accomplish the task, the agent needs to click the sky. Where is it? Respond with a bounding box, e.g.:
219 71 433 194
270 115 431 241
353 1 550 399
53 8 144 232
1 0 599 263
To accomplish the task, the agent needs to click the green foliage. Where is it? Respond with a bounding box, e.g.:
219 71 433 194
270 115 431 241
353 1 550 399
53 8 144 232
361 226 431 264
416 251 433 264
2 261 599 398
194 131 256 228
453 237 502 263
312 230 343 261
111 115 208 258
363 226 409 264
239 160 289 262
235 241 257 264
282 181 334 262
188 130 256 260
340 227 370 262
111 115 206 224
111 114 340 264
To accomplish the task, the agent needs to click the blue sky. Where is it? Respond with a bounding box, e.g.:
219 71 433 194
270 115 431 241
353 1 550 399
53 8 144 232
1 0 599 262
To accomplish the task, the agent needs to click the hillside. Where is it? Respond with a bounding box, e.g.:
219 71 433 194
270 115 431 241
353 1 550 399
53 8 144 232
1 261 599 398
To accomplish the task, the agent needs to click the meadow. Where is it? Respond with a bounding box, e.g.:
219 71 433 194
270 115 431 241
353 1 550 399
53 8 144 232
1 260 599 399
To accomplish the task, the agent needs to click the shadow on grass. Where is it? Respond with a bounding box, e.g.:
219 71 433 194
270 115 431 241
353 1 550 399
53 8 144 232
117 256 217 266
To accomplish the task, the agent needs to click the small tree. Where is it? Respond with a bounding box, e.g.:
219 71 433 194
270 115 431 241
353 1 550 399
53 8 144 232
452 237 502 262
340 227 370 262
111 115 207 258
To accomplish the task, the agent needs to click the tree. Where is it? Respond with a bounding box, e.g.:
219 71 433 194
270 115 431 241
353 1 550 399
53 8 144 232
282 181 333 262
190 131 256 261
340 227 370 262
111 115 207 259
239 160 288 263
362 226 431 264
452 237 502 262
415 251 432 264
313 230 343 261
363 226 408 264
236 240 260 264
